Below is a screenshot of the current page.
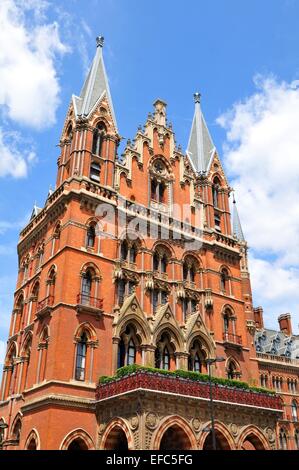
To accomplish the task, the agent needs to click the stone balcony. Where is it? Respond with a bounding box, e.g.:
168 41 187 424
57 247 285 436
96 368 282 412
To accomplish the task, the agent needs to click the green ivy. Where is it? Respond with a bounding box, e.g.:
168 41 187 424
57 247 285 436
99 365 275 395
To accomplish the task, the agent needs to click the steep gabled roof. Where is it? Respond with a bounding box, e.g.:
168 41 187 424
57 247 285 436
72 36 118 130
186 93 216 174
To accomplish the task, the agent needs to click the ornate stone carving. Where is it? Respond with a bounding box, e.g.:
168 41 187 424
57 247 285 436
130 414 139 430
145 412 158 430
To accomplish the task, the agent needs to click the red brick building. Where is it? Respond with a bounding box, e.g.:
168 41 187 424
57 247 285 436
0 37 298 450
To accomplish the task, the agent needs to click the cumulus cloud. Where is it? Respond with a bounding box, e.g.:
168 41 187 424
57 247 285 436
218 76 299 330
0 129 36 178
0 0 68 129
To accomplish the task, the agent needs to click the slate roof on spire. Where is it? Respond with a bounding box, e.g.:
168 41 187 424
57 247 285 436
186 93 216 174
232 196 245 242
72 36 118 131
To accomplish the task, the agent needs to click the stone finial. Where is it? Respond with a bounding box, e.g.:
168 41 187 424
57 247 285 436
194 92 201 104
96 36 104 48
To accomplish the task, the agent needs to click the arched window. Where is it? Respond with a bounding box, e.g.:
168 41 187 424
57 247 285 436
92 123 105 157
75 332 88 381
220 268 229 294
226 359 240 380
82 270 92 304
155 332 175 371
182 256 200 287
150 159 169 204
37 327 49 383
120 240 129 261
29 282 39 324
162 346 170 370
86 224 96 248
188 339 207 373
212 177 221 208
14 294 24 334
20 334 32 392
4 344 16 398
12 419 22 445
292 401 298 422
52 223 61 256
161 255 168 273
117 325 139 368
127 339 136 366
47 267 56 303
279 429 288 450
227 361 236 380
153 247 170 275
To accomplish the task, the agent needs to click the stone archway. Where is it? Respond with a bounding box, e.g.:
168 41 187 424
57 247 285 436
60 429 95 450
199 422 235 450
238 427 269 450
152 416 197 450
100 418 134 450
103 427 128 450
202 430 232 450
67 438 89 450
159 424 193 450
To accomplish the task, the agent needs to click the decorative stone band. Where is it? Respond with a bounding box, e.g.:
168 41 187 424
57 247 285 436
96 371 283 412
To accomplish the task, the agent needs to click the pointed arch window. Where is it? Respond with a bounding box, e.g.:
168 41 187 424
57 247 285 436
188 339 207 373
120 240 138 264
162 346 170 370
292 401 298 422
127 339 136 366
75 332 88 381
155 332 175 371
82 271 92 304
212 177 221 208
279 429 288 450
12 419 22 445
117 325 139 368
86 224 96 248
92 123 106 157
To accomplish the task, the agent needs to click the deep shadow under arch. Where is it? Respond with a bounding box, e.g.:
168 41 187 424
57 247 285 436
104 426 129 450
203 430 231 450
159 424 192 450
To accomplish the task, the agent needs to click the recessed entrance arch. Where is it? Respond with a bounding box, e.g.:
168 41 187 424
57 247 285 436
238 427 269 450
152 416 197 450
60 429 95 450
100 418 134 450
202 430 232 450
67 438 89 450
160 424 192 450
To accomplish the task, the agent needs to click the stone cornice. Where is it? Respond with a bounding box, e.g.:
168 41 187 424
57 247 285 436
21 393 96 414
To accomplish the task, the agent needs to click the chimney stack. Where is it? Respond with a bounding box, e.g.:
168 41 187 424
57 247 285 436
253 307 264 329
278 314 292 336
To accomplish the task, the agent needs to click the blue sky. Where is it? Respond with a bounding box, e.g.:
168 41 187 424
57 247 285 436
1 0 299 368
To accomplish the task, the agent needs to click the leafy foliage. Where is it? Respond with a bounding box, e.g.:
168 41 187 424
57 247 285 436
99 364 275 395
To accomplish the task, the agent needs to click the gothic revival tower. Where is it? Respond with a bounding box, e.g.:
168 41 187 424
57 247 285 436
0 38 283 451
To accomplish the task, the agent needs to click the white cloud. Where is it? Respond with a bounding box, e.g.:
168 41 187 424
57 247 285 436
0 128 36 178
0 0 68 129
218 76 299 331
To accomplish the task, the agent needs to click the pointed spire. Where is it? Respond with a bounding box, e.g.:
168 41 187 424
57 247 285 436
73 36 118 130
186 93 216 174
232 194 245 242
